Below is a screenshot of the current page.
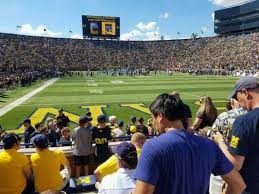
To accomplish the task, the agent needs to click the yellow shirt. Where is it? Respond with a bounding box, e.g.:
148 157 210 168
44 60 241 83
0 149 29 194
97 148 142 178
30 149 67 192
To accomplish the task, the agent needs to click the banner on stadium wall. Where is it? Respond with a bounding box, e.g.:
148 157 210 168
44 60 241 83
82 15 120 39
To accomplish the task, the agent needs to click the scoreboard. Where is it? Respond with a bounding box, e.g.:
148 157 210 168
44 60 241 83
82 15 120 39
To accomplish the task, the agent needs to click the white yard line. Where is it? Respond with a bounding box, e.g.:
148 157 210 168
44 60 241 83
0 78 59 117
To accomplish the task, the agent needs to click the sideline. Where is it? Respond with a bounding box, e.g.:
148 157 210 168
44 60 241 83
0 78 59 117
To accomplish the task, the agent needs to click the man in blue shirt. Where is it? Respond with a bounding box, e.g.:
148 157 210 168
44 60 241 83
135 93 245 194
214 76 259 194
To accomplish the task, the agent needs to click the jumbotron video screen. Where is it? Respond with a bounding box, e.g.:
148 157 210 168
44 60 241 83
82 15 120 39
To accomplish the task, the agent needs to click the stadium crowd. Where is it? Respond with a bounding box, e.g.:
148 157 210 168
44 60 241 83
0 32 258 89
0 31 259 193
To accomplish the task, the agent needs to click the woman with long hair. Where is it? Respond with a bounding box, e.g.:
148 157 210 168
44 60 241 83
192 96 218 132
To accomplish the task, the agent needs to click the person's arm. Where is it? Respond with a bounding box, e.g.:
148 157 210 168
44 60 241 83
94 169 103 183
23 162 33 181
213 132 245 171
134 180 154 194
221 169 246 194
192 117 202 131
186 117 193 132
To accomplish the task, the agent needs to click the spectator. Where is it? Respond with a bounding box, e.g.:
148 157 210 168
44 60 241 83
135 93 245 194
209 98 247 194
56 109 70 128
136 117 148 135
92 115 113 164
126 116 137 135
48 121 59 143
108 115 118 131
29 122 44 143
85 111 93 127
30 134 70 193
213 76 259 194
23 118 35 147
0 133 32 194
170 92 193 132
113 120 124 138
73 116 93 177
98 142 138 194
192 96 218 132
94 132 146 183
59 127 71 146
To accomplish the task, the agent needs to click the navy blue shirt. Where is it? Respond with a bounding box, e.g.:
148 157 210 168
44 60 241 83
228 107 259 193
136 130 233 194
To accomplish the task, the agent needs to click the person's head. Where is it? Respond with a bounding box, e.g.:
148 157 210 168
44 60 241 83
109 116 117 125
79 116 90 127
35 122 43 132
117 120 124 129
230 98 241 109
86 111 92 117
149 93 185 134
199 96 218 123
41 127 49 136
229 77 259 111
23 118 31 128
32 134 49 150
97 115 107 126
58 108 64 115
61 127 70 138
131 132 146 149
3 133 21 150
138 117 144 124
48 121 57 131
112 142 138 169
130 116 136 124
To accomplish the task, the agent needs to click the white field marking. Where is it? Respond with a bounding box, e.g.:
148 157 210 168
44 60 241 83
88 89 103 94
0 78 59 117
111 80 125 84
87 83 98 86
87 80 95 82
181 92 202 98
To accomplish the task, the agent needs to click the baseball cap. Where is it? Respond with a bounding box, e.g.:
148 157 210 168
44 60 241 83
229 76 259 99
79 115 91 124
32 134 49 148
3 133 21 147
97 115 108 122
112 142 136 159
58 108 64 112
117 120 124 127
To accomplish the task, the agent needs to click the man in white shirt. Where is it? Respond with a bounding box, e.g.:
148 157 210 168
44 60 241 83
98 142 138 194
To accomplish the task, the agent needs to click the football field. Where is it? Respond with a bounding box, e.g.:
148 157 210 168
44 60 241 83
0 73 238 134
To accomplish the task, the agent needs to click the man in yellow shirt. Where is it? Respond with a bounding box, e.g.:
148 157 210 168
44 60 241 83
94 132 146 183
30 134 71 193
0 133 32 194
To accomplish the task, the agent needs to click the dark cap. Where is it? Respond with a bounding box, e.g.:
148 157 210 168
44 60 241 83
130 116 136 123
97 115 108 123
58 108 64 112
229 76 259 99
112 142 136 159
23 118 31 124
3 133 21 147
117 120 124 127
32 134 48 148
79 116 91 124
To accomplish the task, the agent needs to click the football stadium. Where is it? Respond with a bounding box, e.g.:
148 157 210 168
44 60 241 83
0 0 259 194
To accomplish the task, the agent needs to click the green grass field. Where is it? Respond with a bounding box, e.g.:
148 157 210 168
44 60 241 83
0 73 238 133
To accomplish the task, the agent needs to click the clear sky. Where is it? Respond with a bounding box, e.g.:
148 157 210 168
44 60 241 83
0 0 250 40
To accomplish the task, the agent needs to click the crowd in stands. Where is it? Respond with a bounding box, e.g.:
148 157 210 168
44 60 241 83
0 32 258 90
